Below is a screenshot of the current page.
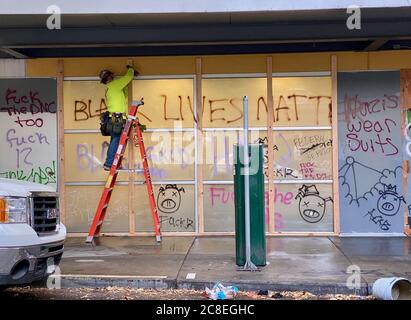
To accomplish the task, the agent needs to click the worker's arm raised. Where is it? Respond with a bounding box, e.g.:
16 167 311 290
126 65 140 76
111 67 135 90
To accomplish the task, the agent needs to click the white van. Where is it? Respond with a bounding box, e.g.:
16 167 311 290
0 178 66 286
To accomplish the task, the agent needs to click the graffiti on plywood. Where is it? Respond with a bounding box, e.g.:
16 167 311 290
295 184 333 223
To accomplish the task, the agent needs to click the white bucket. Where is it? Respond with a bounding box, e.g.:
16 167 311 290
372 277 411 300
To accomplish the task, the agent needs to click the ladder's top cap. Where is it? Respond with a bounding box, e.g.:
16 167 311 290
132 100 144 106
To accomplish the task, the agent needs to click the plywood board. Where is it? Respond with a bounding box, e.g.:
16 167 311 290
338 71 404 234
0 78 58 189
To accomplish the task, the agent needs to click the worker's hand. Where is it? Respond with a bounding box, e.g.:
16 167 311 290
126 65 139 77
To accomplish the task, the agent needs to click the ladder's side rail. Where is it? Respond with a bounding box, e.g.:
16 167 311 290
135 120 162 242
86 102 162 244
85 106 138 243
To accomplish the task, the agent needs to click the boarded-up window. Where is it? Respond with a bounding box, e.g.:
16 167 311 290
0 79 57 189
273 183 333 232
134 184 195 232
65 185 129 232
272 77 332 126
133 79 195 128
64 79 195 233
135 132 195 181
202 78 267 128
252 130 332 181
338 71 403 234
204 184 235 232
202 76 333 232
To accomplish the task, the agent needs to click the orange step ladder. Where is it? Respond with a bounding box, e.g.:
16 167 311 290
86 100 161 244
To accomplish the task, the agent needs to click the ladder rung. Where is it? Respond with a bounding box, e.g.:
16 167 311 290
117 169 144 173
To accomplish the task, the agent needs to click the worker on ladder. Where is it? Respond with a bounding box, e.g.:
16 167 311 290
99 65 139 171
86 86 162 244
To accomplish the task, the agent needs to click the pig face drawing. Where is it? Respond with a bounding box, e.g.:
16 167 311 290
157 184 185 214
377 184 404 216
295 185 333 223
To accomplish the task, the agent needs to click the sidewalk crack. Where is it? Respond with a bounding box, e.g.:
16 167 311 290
175 236 196 286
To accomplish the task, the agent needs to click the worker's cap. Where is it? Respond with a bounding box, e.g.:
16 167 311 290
99 69 114 84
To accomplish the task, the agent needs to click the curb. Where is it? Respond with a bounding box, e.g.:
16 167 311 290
56 275 369 296
59 275 176 290
177 280 369 296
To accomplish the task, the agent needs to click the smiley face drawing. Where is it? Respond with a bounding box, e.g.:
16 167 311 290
295 185 333 223
377 184 404 216
157 184 185 214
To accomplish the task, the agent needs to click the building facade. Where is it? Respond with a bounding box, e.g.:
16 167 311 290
1 1 411 236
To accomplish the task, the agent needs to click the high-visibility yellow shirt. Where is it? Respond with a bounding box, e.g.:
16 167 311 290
105 68 134 113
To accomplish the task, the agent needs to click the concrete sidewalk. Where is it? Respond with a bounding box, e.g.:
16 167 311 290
58 236 411 296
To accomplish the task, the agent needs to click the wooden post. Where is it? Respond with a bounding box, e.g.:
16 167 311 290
57 60 66 223
266 57 275 233
400 70 411 235
127 59 136 235
196 58 204 234
331 55 340 234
